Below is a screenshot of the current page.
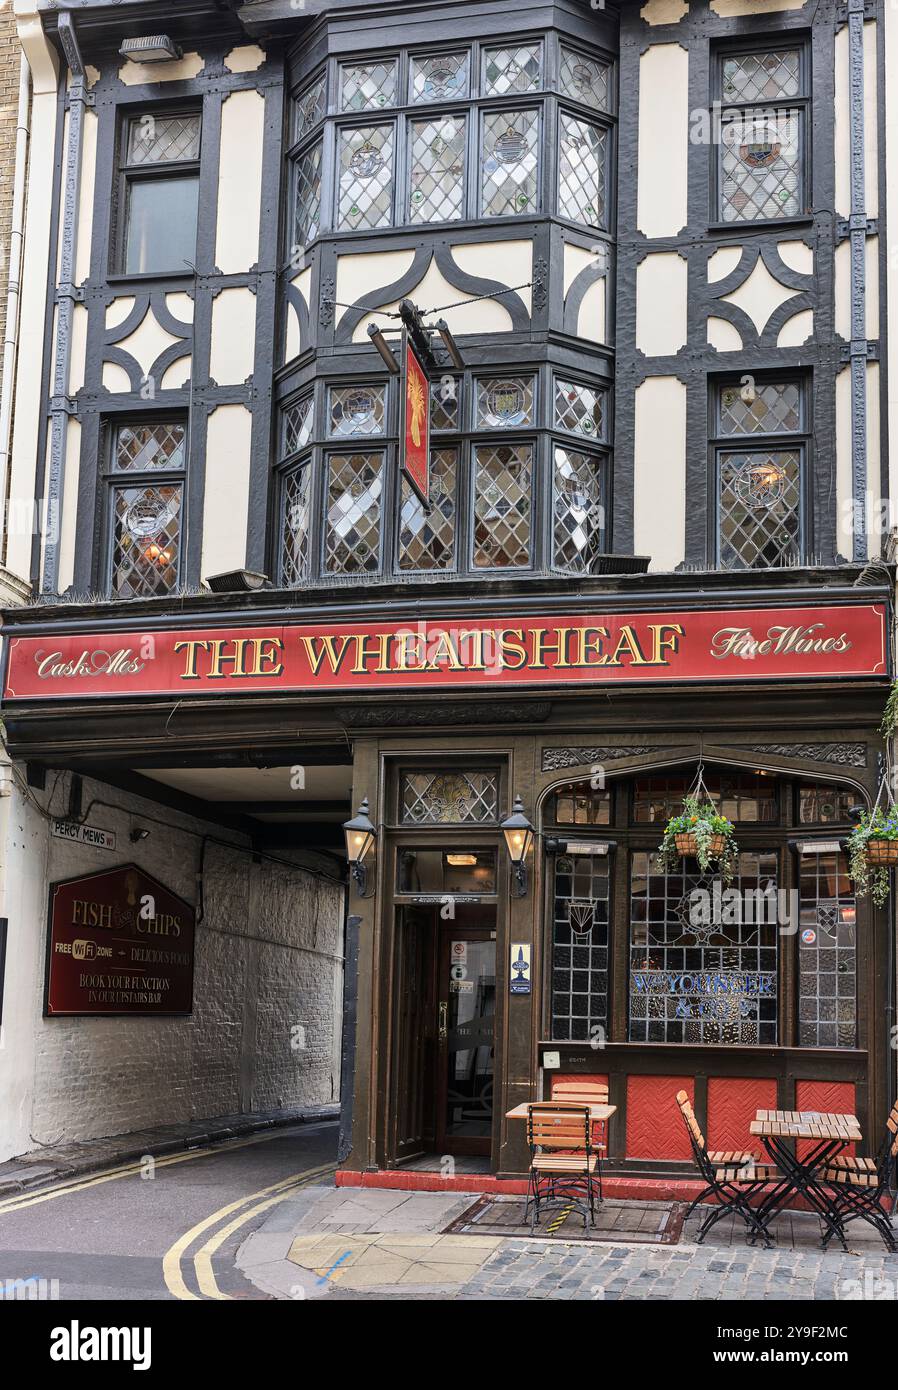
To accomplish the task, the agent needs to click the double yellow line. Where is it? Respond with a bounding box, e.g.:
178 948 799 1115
163 1160 336 1300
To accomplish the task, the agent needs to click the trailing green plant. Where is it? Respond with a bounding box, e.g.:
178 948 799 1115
658 794 738 883
846 806 898 907
881 681 898 738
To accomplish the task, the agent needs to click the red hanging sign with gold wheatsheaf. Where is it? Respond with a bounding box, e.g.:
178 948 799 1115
401 333 430 504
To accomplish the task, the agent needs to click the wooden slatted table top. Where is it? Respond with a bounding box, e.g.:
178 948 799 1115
505 1102 616 1122
749 1109 862 1142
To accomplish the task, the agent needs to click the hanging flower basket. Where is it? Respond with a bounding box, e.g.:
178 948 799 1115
659 794 738 883
847 808 898 907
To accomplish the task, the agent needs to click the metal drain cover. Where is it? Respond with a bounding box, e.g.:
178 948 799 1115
444 1196 685 1245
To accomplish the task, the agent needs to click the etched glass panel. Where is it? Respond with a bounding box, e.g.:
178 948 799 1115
293 74 327 142
719 381 801 435
475 376 534 428
400 770 499 824
114 422 186 471
473 443 532 569
410 51 469 103
718 449 802 569
798 851 856 1048
282 396 313 458
558 46 610 113
398 448 457 571
324 452 383 573
629 851 779 1045
340 60 397 112
481 110 539 217
127 113 201 164
552 852 610 1042
328 383 385 437
292 139 322 246
482 44 542 97
722 49 801 104
553 446 605 573
409 115 466 223
798 785 859 825
111 483 182 598
281 465 311 586
720 111 801 221
554 378 607 441
558 113 606 228
338 125 394 230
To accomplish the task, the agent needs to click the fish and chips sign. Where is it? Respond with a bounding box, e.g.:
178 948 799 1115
2 603 887 700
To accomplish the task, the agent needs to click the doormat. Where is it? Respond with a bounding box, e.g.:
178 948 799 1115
444 1194 686 1245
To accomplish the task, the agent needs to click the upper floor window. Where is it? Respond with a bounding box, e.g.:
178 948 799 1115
713 377 807 570
118 110 202 274
286 37 613 251
106 420 186 597
275 368 611 586
715 45 807 223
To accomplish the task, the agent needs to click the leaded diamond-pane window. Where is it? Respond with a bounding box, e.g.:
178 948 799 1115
722 49 800 104
480 110 539 217
554 378 607 440
282 396 313 459
475 376 535 428
324 453 383 573
473 443 533 569
339 60 398 112
558 114 606 228
719 381 801 435
126 113 201 165
292 139 322 246
114 422 186 471
111 483 182 598
629 851 778 1045
558 46 610 113
482 44 542 97
400 770 499 824
281 465 311 586
718 449 802 570
798 851 856 1048
398 449 458 571
337 125 394 230
552 852 610 1042
552 446 605 573
328 384 386 438
431 380 460 431
410 52 469 103
720 110 801 222
293 74 327 142
409 116 466 223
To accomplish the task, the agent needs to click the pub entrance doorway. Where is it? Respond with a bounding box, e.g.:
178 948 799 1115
390 902 497 1164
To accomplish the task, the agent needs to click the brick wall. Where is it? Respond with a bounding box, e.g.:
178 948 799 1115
11 772 344 1149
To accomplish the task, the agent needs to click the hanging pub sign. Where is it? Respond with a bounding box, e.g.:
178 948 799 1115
44 864 195 1017
3 602 887 700
400 331 431 504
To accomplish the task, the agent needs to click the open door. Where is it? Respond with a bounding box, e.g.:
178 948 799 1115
390 907 436 1161
435 924 496 1157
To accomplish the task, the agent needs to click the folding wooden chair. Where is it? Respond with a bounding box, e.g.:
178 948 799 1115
676 1090 776 1247
549 1078 608 1200
526 1103 598 1232
821 1098 898 1252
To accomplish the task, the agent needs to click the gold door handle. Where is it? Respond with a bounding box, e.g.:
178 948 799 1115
438 1001 448 1041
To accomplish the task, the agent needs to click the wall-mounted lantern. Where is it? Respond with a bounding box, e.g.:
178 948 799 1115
343 797 377 897
501 795 535 898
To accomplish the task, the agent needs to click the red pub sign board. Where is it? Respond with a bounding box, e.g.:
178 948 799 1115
400 335 431 504
45 865 195 1016
5 603 887 701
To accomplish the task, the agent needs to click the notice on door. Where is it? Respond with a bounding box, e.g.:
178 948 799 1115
44 863 195 1016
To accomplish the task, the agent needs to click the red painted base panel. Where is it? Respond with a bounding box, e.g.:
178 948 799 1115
335 1167 884 1213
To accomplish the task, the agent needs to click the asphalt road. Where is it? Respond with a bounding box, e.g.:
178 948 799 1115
0 1121 338 1301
